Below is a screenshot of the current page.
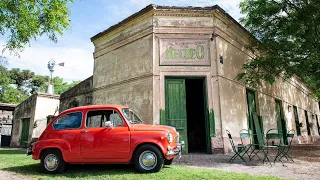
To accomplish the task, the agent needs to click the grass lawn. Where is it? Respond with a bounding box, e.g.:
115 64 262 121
0 148 281 180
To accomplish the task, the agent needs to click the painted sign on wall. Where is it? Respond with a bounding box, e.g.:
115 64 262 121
160 39 210 66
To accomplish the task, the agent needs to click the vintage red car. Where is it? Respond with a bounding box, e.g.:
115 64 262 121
28 105 182 173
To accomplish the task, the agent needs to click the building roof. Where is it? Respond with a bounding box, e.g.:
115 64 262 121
91 4 250 42
0 103 17 111
36 92 60 99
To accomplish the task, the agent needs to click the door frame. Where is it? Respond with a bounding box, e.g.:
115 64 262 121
164 76 212 153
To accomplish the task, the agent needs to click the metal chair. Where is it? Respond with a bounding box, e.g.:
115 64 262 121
274 129 295 163
239 129 258 160
265 128 282 165
226 130 246 163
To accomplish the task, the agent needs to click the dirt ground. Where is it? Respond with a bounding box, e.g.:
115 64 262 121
173 147 320 180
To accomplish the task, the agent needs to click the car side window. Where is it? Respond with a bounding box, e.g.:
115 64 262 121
86 110 124 128
53 112 82 130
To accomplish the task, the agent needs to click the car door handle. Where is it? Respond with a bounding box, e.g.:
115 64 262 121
81 130 90 133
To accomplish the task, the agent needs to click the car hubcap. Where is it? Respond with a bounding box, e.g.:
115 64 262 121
44 154 58 171
139 150 157 170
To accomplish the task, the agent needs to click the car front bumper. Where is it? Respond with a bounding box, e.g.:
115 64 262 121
166 141 184 156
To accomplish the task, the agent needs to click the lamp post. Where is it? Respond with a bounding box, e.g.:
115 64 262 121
46 59 64 94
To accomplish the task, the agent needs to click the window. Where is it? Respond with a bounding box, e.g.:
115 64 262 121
305 110 311 135
68 100 79 109
293 106 301 136
86 110 123 128
53 112 82 130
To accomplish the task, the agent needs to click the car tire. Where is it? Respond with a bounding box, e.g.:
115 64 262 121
40 149 66 174
164 158 173 165
133 144 164 173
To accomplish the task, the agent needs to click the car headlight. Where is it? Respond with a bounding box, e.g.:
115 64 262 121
167 132 173 144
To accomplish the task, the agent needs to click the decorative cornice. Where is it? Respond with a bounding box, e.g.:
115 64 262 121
153 12 215 17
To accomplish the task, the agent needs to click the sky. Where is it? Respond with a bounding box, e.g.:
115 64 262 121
0 0 243 82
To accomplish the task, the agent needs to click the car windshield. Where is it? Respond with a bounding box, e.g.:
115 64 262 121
122 108 143 124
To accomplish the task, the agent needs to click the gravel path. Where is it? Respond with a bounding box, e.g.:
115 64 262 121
173 149 320 180
0 170 31 180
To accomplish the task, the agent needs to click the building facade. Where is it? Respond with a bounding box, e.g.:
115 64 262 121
0 103 16 146
11 93 59 147
62 5 320 153
59 76 93 112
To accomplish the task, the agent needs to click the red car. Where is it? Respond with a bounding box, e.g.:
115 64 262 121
28 105 182 174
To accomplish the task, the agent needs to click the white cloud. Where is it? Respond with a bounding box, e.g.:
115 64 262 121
1 41 93 82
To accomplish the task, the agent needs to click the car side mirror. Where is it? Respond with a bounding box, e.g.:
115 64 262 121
105 121 114 129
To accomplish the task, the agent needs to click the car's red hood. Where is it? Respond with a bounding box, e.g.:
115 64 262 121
131 124 176 133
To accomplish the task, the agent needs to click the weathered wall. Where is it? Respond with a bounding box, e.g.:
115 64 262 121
59 76 93 112
10 94 37 147
93 76 153 124
33 95 60 138
215 32 320 152
92 14 154 123
11 93 59 147
0 110 14 124
93 35 153 89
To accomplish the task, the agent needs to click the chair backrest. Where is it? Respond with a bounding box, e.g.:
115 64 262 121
252 112 265 147
266 128 282 146
239 129 251 145
226 130 237 152
287 129 295 146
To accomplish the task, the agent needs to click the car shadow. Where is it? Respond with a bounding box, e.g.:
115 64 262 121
0 149 26 155
1 163 168 178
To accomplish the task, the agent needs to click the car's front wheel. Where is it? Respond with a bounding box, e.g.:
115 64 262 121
133 144 164 173
40 149 66 174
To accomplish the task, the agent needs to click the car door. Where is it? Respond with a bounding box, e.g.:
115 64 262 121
80 108 130 159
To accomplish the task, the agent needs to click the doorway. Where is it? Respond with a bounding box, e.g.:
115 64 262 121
20 118 30 146
185 79 206 153
164 77 209 154
275 99 288 145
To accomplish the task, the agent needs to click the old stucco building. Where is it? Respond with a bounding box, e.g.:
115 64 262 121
0 103 16 146
11 93 59 147
61 5 320 153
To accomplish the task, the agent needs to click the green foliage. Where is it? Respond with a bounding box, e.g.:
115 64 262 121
0 62 80 104
237 0 320 98
0 0 74 55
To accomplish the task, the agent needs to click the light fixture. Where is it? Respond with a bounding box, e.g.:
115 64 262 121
288 105 292 112
220 55 224 64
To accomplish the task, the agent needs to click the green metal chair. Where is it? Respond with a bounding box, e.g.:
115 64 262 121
274 129 295 163
226 130 246 163
240 129 259 160
265 128 282 164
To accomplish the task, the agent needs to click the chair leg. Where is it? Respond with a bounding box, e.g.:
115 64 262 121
229 153 237 162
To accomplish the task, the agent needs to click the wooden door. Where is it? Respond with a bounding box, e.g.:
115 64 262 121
293 106 301 136
275 100 287 144
246 89 258 144
20 118 30 145
165 79 188 153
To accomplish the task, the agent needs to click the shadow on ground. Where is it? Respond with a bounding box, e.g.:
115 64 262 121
2 163 149 178
0 150 25 155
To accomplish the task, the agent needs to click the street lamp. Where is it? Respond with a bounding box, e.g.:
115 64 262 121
46 59 64 94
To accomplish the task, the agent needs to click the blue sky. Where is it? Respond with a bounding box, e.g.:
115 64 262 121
0 0 243 82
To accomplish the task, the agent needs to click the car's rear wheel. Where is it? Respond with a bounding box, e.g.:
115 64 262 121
164 158 173 165
133 144 164 173
40 149 66 174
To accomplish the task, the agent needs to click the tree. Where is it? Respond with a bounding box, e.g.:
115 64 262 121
0 62 80 104
237 0 320 98
0 0 74 55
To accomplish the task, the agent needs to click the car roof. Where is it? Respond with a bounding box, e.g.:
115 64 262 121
61 104 129 114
